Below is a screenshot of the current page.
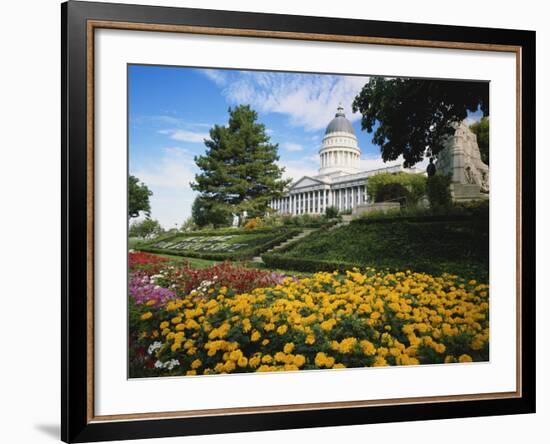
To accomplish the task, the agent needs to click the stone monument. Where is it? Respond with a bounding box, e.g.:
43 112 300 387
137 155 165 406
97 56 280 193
436 120 489 202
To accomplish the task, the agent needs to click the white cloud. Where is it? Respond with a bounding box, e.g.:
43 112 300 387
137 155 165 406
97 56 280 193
278 158 318 183
132 147 199 227
200 69 227 87
215 71 369 131
281 142 303 152
159 129 209 143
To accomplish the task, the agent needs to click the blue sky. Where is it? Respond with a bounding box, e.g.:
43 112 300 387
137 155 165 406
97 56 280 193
129 65 483 228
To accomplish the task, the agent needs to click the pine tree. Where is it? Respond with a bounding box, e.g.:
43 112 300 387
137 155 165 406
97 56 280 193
191 105 290 220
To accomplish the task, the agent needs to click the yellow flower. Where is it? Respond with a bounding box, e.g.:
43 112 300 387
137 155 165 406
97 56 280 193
186 370 197 376
305 334 316 345
320 318 336 331
237 356 248 368
276 324 288 335
293 354 306 367
140 312 153 321
360 340 376 356
191 359 202 369
251 331 261 342
459 354 473 363
283 343 295 354
171 316 182 324
249 356 261 368
160 321 169 329
315 352 330 367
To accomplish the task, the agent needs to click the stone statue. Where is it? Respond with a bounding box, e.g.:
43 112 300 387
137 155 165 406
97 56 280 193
436 120 490 200
426 158 436 177
231 213 239 228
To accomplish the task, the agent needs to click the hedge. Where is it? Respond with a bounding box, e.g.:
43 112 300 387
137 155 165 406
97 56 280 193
261 253 362 273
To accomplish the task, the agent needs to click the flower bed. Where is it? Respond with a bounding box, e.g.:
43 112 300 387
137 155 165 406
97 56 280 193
129 266 489 378
138 229 301 261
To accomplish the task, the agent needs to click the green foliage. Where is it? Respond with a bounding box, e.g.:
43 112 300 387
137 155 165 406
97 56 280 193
192 196 231 228
191 105 291 221
263 210 489 281
128 175 153 218
375 182 409 204
352 77 489 166
129 218 163 239
469 116 489 165
426 174 452 209
325 206 339 219
367 172 427 205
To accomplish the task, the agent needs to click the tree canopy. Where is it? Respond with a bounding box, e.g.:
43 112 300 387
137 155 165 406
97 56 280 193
128 175 153 218
469 116 489 165
191 105 290 222
129 218 163 239
191 196 230 228
366 172 427 205
352 78 489 167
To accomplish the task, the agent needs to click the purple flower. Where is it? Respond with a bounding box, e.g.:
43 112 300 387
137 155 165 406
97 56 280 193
129 272 176 304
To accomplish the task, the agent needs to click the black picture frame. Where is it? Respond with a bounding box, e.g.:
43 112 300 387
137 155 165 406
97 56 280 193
62 1 536 442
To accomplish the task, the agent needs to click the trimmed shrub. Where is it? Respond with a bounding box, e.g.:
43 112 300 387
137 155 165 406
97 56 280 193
325 206 339 219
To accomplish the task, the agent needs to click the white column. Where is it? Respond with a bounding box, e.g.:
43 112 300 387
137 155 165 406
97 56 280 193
344 189 347 210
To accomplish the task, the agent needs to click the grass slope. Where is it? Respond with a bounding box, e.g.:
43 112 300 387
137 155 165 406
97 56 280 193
266 215 489 281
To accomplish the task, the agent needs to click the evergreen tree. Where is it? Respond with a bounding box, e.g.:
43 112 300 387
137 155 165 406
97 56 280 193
191 105 290 220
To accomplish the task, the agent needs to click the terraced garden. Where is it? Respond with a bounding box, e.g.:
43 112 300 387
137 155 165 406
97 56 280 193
137 228 301 261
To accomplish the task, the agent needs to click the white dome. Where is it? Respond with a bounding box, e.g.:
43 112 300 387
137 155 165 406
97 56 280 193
318 105 361 175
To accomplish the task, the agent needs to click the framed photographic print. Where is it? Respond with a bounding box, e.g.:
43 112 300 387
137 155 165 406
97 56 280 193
61 1 536 442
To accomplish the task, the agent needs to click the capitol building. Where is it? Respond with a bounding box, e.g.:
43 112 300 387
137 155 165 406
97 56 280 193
270 105 416 215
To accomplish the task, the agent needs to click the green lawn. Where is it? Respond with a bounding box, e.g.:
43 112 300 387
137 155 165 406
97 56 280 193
150 253 219 269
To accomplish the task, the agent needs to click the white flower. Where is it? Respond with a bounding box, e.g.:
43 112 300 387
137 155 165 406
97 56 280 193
154 360 164 369
165 359 180 370
148 341 163 355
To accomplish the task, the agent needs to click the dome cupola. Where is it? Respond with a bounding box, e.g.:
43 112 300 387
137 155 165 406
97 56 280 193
325 105 357 136
319 104 361 175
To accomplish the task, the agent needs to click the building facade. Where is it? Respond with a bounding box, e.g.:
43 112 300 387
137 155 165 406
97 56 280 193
271 105 415 215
